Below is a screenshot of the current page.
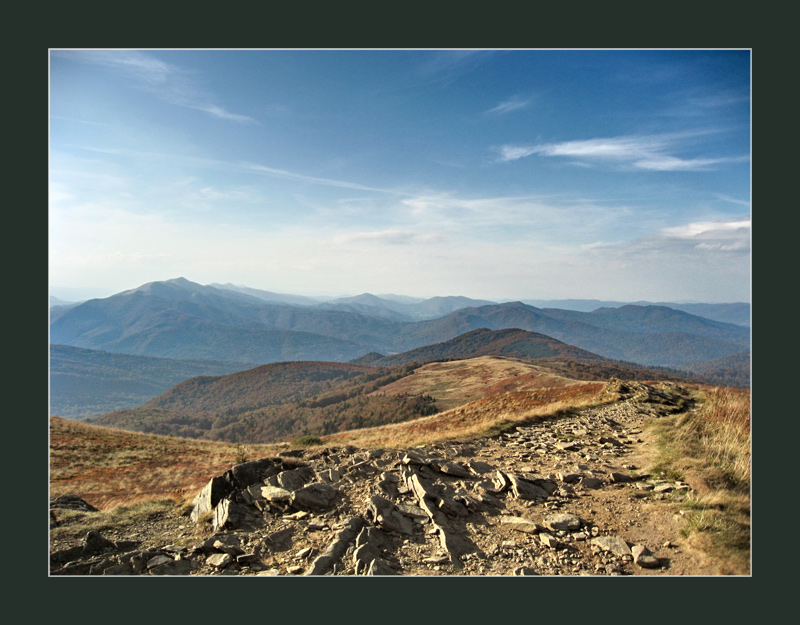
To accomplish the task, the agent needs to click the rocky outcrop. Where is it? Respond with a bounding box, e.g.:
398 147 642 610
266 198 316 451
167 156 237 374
50 381 693 576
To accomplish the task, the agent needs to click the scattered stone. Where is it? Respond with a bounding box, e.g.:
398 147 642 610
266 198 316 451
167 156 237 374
191 476 234 523
543 513 582 532
261 485 292 503
609 472 633 483
631 545 661 568
213 496 264 532
513 567 538 575
304 517 365 576
308 518 328 530
465 460 494 475
206 552 232 568
367 495 414 534
500 516 542 534
51 494 99 512
83 530 117 554
296 547 314 559
507 473 550 501
592 535 632 558
557 472 582 484
274 466 316 491
556 441 579 451
424 555 451 564
213 535 245 556
580 477 604 489
290 482 338 511
366 558 397 575
353 543 383 574
436 461 473 478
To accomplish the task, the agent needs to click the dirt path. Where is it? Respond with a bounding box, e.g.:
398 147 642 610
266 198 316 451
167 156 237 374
50 381 722 576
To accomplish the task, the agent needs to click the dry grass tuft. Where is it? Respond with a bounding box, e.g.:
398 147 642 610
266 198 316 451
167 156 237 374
646 385 751 574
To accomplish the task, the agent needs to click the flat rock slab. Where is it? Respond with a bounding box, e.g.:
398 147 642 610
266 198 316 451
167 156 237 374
543 513 582 532
507 473 550 501
261 485 292 503
290 482 338 511
592 535 632 558
500 516 542 534
436 461 473 478
275 466 316 491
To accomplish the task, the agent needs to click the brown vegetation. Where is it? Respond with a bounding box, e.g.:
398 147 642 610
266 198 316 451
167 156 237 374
646 386 751 574
49 416 281 511
326 380 607 449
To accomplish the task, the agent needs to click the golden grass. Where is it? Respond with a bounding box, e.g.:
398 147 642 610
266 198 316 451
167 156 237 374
371 356 582 411
646 386 751 574
50 416 282 511
326 381 607 449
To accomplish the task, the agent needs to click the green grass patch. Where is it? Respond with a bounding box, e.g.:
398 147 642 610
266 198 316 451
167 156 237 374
291 435 323 447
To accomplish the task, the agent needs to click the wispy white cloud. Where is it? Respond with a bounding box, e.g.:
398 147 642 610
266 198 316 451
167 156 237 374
335 229 444 246
715 193 750 207
496 132 748 172
416 50 491 84
486 96 531 115
52 50 257 124
660 218 751 251
240 162 392 193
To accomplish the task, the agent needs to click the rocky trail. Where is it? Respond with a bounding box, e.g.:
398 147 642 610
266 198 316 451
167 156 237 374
50 380 719 576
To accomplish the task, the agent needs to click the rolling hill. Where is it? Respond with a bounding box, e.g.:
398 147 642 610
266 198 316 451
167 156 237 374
679 352 751 388
138 361 403 415
88 360 435 443
87 352 611 444
85 322 698 446
351 327 607 366
525 299 750 326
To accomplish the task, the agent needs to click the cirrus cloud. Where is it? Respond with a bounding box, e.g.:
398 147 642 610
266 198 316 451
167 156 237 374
497 132 748 172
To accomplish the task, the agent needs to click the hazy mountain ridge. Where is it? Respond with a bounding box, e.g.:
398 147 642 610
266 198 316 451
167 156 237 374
525 299 750 326
50 278 750 371
49 345 258 418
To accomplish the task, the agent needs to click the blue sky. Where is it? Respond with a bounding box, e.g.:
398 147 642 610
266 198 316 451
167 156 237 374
49 49 751 303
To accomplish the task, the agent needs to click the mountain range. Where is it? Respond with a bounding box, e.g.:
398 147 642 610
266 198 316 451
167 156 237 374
51 277 749 368
49 278 750 418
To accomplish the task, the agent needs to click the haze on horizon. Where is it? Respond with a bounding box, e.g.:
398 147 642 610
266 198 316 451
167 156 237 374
49 49 751 304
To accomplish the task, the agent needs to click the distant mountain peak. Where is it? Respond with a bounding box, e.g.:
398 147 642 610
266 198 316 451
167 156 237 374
166 277 194 286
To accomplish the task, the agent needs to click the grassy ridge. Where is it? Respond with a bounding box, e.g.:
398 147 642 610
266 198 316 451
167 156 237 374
89 362 434 443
